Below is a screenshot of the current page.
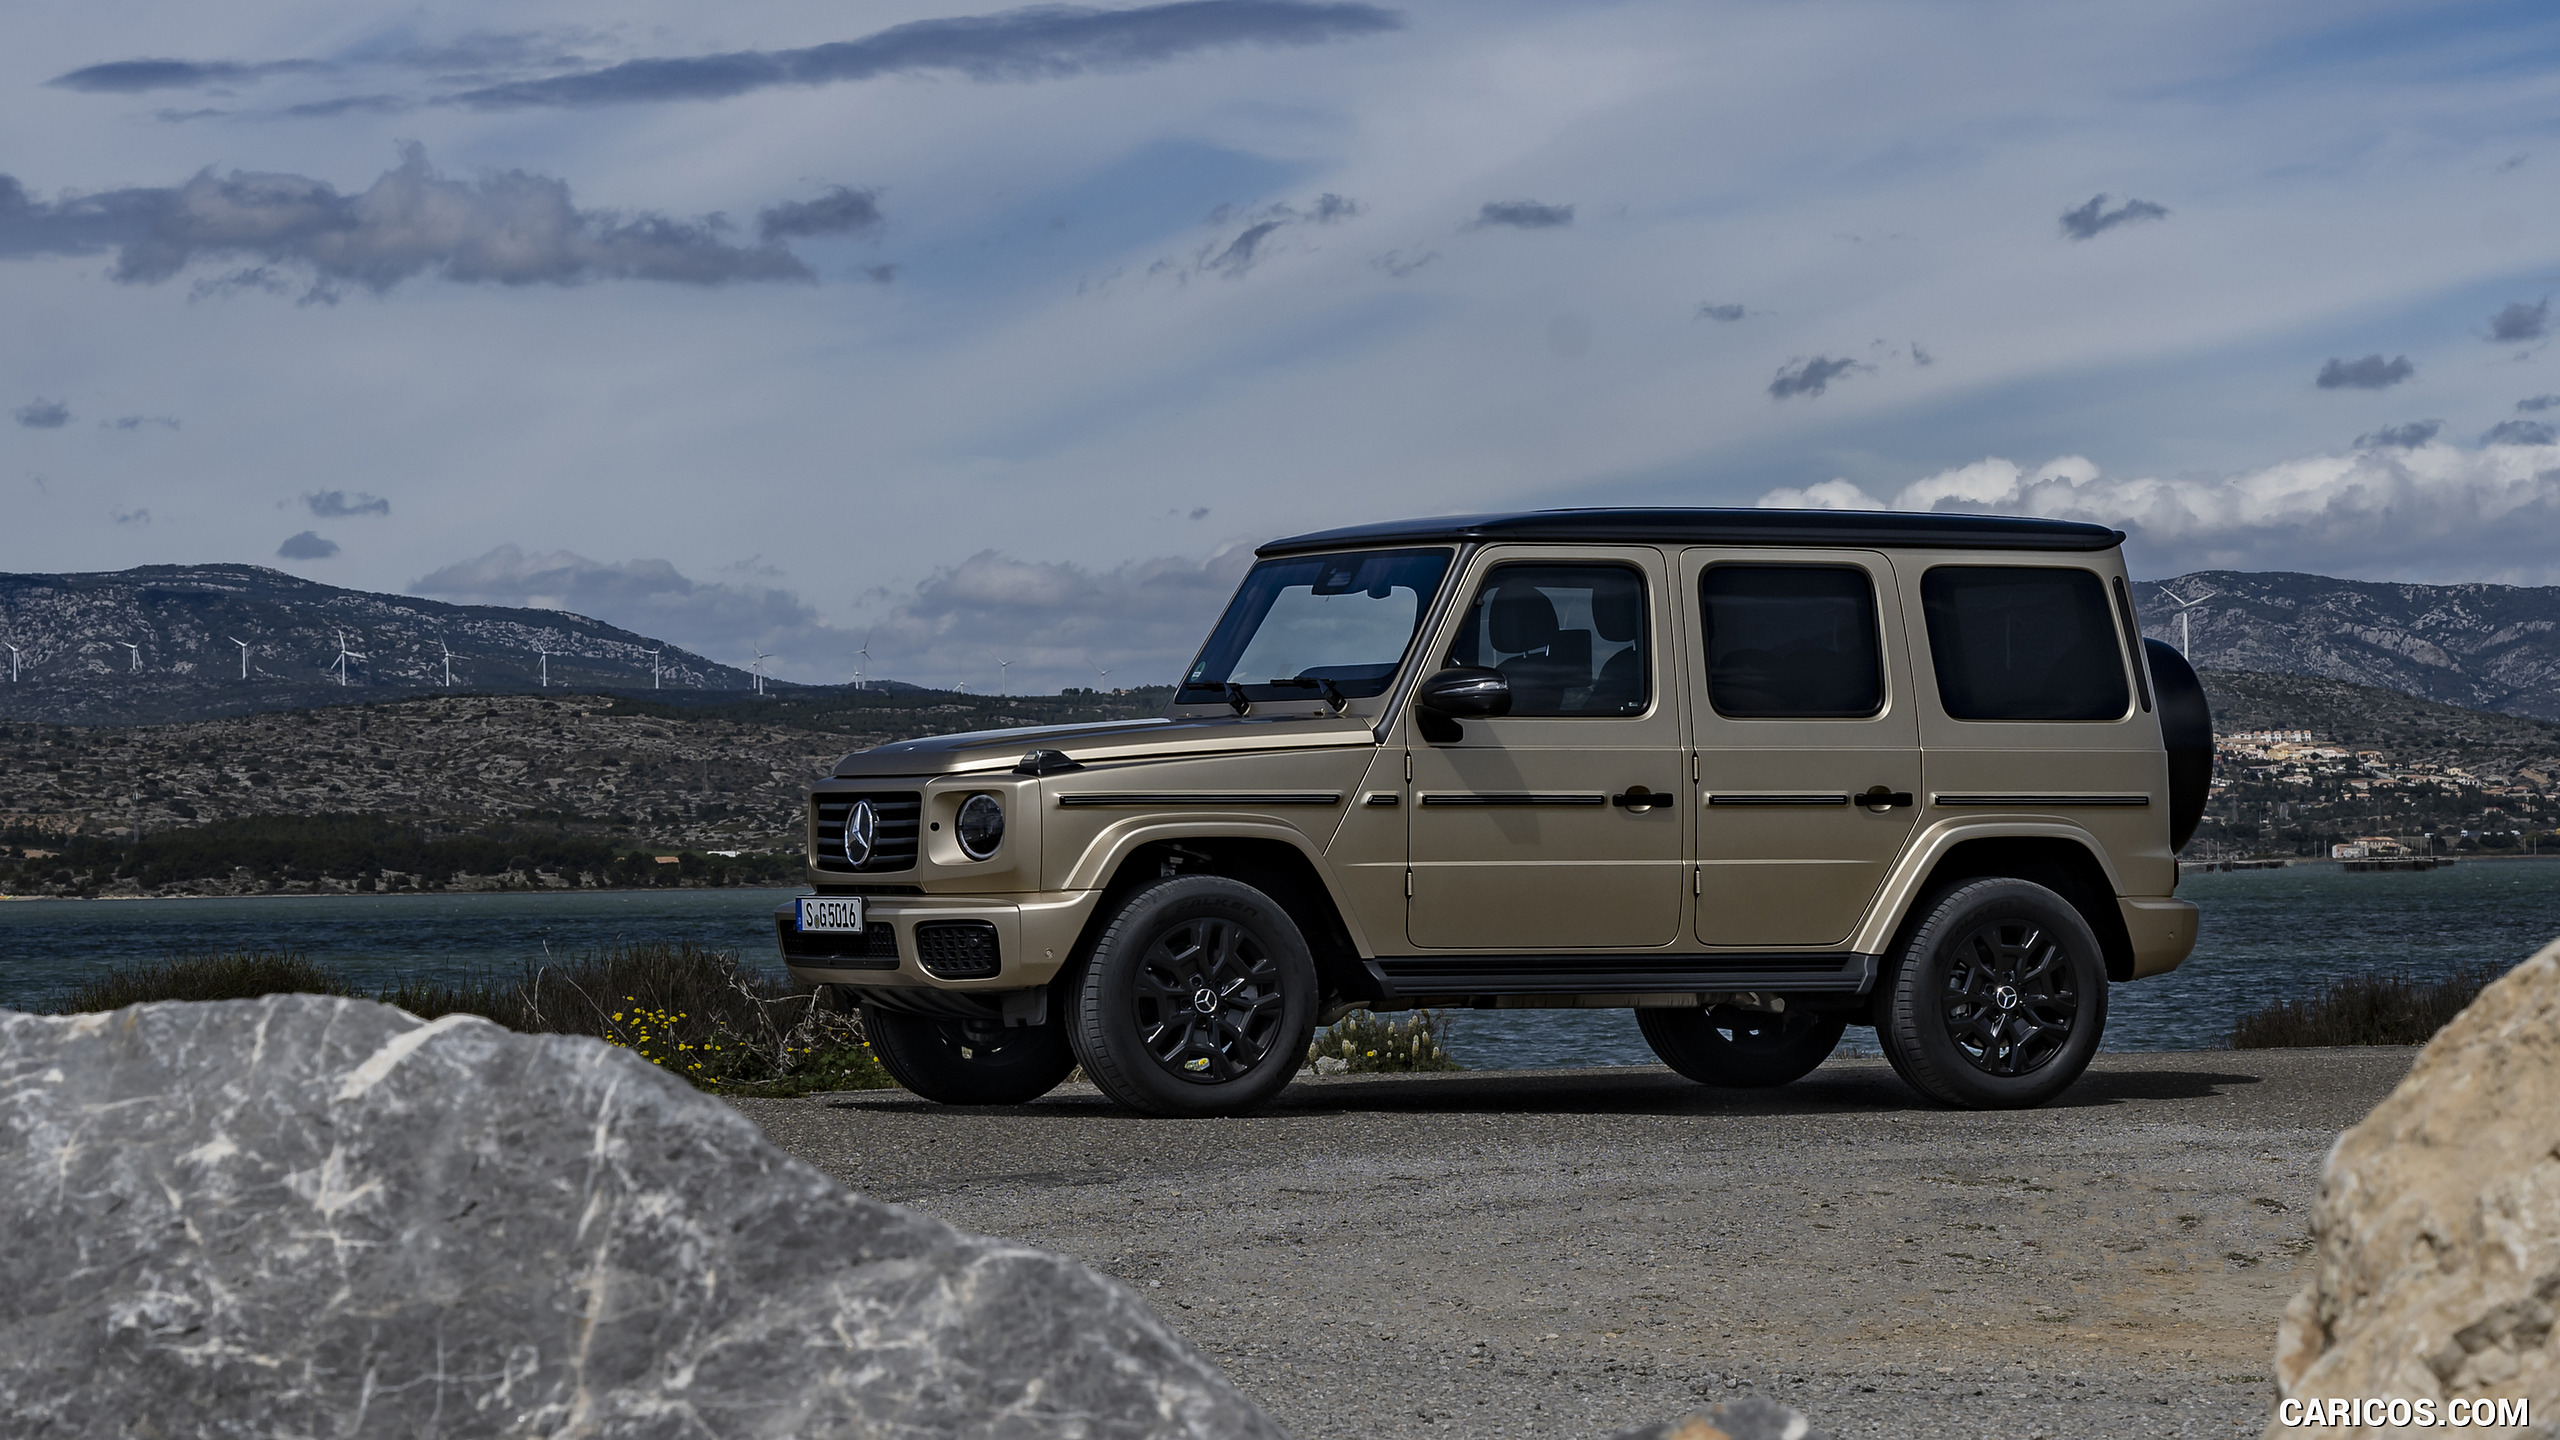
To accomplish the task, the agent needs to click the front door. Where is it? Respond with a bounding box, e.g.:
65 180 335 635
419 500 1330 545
1682 548 1925 948
1407 547 1688 949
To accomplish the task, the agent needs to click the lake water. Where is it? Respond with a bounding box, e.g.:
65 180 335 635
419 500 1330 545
5 859 2554 1066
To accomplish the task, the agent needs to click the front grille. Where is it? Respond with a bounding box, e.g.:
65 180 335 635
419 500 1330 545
812 791 922 873
775 915 900 967
914 920 1001 980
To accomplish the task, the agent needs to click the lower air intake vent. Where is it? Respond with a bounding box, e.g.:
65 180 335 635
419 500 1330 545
775 916 900 967
913 920 1001 980
813 792 922 873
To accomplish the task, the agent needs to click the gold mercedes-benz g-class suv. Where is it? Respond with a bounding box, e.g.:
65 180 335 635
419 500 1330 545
780 508 2208 1116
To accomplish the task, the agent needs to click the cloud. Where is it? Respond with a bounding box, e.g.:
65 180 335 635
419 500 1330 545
1203 219 1284 277
2492 298 2550 343
0 146 814 298
2484 419 2556 446
410 543 1251 689
756 186 884 242
107 415 180 431
48 58 327 93
13 399 70 428
1464 200 1573 230
1372 249 1435 277
1768 355 1867 399
1694 303 1744 322
1307 193 1362 223
448 1 1402 110
1756 438 2560 582
111 507 150 527
2521 395 2560 412
305 489 390 517
2315 354 2414 390
277 531 340 559
2057 193 2168 240
2355 420 2440 449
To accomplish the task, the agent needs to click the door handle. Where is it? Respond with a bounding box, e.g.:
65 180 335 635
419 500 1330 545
1612 786 1676 812
1860 786 1914 810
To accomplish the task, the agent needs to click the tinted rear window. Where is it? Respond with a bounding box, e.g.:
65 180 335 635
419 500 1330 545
1700 565 1883 718
1921 566 2130 721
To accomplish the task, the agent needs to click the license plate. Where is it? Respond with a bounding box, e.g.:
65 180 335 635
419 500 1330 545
794 896 865 933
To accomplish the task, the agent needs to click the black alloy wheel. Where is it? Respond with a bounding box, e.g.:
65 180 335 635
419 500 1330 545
1637 1004 1847 1088
1877 878 2108 1109
1070 875 1317 1117
859 1001 1076 1105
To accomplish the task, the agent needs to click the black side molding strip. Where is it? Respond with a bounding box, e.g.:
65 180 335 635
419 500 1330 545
1707 793 1849 807
1932 794 2150 807
1056 792 1343 807
1370 952 1877 997
1419 793 1608 807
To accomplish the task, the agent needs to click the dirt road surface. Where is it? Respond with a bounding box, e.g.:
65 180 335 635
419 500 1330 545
733 1049 2414 1440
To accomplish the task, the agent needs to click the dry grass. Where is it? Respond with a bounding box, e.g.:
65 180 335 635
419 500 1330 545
2227 966 2497 1049
1306 1008 1464 1073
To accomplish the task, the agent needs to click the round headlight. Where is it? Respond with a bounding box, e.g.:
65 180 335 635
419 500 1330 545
955 793 1005 860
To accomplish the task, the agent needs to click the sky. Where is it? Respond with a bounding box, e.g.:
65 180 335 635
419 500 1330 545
12 0 2560 690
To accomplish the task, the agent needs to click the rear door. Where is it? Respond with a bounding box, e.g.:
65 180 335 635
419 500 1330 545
1406 546 1688 950
1682 548 1925 947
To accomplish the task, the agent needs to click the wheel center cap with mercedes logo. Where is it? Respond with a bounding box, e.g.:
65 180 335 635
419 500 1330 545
1993 984 2021 1011
1191 986 1219 1014
843 799 879 868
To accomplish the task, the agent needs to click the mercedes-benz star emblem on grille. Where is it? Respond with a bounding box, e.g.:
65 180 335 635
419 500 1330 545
843 799 879 868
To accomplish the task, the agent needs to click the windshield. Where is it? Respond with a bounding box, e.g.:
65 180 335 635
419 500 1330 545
1179 548 1454 703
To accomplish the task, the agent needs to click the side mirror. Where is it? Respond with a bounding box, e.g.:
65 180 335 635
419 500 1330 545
1416 666 1512 719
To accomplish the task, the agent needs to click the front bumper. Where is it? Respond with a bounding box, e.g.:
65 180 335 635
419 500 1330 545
2119 896 2200 980
776 890 1105 992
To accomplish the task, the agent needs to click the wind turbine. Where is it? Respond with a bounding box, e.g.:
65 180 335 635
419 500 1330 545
535 646 550 689
854 631 873 691
120 641 141 673
329 630 365 687
645 647 662 689
5 642 20 683
1092 661 1110 692
2157 583 2219 656
750 646 771 696
997 657 1010 695
229 637 249 680
438 640 455 688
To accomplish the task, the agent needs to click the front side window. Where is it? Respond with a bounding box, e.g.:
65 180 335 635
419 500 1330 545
1180 548 1452 703
1442 563 1649 717
1701 564 1884 718
1921 566 2130 721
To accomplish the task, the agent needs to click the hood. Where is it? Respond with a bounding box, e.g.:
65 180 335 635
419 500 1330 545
831 713 1376 778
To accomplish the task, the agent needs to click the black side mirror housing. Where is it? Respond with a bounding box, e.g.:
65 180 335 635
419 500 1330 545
1416 666 1512 718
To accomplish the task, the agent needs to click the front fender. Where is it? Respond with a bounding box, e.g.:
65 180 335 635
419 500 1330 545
1059 814 1381 959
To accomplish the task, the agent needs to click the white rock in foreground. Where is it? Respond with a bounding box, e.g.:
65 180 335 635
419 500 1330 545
0 996 1286 1439
2267 939 2560 1437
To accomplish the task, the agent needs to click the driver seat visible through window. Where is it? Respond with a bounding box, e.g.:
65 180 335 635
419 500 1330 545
1446 564 1649 717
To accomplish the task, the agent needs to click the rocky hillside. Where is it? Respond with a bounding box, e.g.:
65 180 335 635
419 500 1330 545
0 688 1166 853
2201 668 2560 773
0 564 756 725
2136 572 2560 720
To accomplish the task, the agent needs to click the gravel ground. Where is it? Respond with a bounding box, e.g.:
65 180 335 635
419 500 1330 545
731 1049 2416 1440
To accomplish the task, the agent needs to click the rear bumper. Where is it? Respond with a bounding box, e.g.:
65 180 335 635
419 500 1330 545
2119 896 2200 980
777 890 1103 991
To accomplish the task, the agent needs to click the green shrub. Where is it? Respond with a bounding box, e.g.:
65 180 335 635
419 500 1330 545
57 941 891 1096
59 949 359 1012
1306 1008 1463 1073
2228 967 2497 1049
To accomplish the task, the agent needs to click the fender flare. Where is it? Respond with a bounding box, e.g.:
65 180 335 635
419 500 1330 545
1061 814 1380 958
1853 818 2123 956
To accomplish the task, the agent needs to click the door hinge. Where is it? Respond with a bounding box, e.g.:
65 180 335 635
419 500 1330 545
1694 866 1702 895
1405 869 1414 897
1690 753 1699 782
1404 752 1412 782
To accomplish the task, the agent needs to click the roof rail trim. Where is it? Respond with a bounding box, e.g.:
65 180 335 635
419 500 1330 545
1256 506 2125 556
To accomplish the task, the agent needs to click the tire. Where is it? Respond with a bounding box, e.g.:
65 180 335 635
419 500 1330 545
1877 878 2108 1109
1638 1005 1847 1088
1069 875 1318 1118
859 1001 1076 1106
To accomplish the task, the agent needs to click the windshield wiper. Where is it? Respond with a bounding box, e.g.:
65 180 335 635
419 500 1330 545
1269 676 1350 714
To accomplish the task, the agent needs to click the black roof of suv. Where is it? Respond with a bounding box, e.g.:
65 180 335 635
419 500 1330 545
1259 507 2125 557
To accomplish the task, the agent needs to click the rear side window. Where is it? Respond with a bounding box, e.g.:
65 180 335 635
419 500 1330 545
1921 566 2130 721
1700 565 1884 718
